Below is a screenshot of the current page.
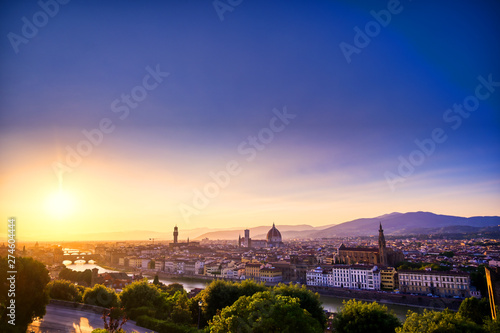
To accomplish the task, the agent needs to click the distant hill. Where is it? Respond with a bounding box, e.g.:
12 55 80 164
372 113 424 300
193 212 500 240
306 212 500 238
194 224 315 241
23 211 497 241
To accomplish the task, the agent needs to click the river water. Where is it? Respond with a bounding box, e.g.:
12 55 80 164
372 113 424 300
64 262 422 321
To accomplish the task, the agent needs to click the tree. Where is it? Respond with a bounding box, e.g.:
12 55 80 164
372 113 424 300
458 297 490 325
0 257 51 332
119 279 161 312
46 279 83 302
59 267 92 286
469 265 488 299
101 307 128 333
164 282 185 296
441 251 455 258
83 284 119 308
273 282 326 329
209 291 323 333
396 309 484 333
153 274 160 285
199 280 241 323
332 299 401 333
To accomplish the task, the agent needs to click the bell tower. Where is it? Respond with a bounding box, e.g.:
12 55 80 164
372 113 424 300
378 222 387 266
173 225 178 244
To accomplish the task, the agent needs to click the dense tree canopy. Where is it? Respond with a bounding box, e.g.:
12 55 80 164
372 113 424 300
0 257 51 332
119 279 161 312
198 279 266 325
332 299 401 333
46 279 84 302
274 282 326 329
209 291 323 333
396 309 484 333
458 297 490 325
83 284 119 308
59 267 92 286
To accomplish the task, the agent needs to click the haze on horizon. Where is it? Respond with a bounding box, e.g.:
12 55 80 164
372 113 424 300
1 0 499 242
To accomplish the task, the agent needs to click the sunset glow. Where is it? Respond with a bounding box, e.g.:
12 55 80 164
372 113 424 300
1 1 499 241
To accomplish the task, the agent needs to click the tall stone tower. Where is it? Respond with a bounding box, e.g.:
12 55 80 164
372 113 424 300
173 225 178 244
244 229 250 247
378 222 387 266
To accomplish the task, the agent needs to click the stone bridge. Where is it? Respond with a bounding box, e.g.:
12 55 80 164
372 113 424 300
61 253 100 263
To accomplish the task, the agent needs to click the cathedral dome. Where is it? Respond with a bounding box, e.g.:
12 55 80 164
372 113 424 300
266 223 282 243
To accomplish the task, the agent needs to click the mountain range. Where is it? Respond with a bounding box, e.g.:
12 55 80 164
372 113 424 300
193 211 500 240
32 211 499 241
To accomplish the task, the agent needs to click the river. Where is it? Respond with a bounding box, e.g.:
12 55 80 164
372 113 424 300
64 263 423 321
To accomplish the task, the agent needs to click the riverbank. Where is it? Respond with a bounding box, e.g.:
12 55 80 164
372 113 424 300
309 286 462 311
100 265 460 311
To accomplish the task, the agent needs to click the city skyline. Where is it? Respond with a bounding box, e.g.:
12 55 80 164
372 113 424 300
1 0 499 241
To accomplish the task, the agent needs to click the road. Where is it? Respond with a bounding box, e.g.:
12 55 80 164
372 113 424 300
27 303 152 333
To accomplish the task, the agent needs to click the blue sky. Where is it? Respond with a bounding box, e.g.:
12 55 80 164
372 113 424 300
1 0 499 239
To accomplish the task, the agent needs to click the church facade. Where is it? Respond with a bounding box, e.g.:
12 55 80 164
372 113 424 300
335 223 403 267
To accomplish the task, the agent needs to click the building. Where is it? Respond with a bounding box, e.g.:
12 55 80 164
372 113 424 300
260 267 283 283
238 224 284 248
380 267 398 290
335 223 403 266
173 225 178 244
306 267 332 287
245 263 261 279
267 223 284 248
331 265 380 290
169 226 199 248
306 265 381 290
398 270 470 298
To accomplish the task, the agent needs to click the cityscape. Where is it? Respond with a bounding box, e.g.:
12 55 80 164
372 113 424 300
1 0 500 332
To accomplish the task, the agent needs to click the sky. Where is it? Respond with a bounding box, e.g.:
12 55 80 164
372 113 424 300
1 0 499 241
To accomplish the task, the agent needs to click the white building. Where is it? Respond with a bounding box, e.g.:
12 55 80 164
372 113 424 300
306 265 381 290
306 267 332 287
331 265 380 290
399 270 470 297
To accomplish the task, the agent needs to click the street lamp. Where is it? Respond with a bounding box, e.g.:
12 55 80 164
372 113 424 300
198 300 203 329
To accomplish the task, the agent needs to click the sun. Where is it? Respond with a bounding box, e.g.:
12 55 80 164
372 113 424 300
45 190 76 219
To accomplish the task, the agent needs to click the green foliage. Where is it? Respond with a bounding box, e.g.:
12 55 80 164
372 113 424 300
164 282 185 295
198 279 266 326
0 257 51 332
441 251 455 258
59 267 92 286
397 309 485 333
209 291 323 333
128 305 156 320
119 279 161 313
469 265 488 297
273 282 326 329
46 279 83 302
483 317 500 333
135 314 198 333
83 284 119 308
332 299 401 333
153 274 160 285
458 297 490 325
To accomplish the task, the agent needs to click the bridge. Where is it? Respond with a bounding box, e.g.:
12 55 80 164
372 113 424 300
61 253 101 264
